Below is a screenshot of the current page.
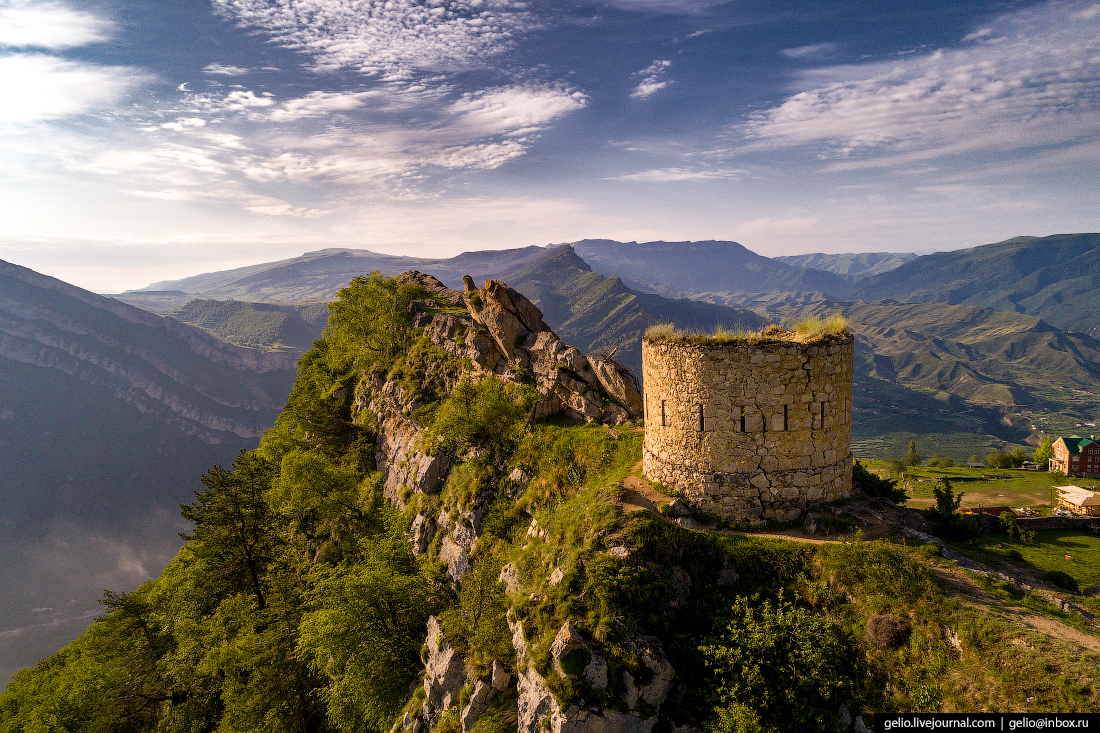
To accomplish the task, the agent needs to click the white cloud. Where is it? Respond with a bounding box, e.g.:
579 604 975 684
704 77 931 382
0 53 147 122
0 0 113 48
781 42 835 59
596 0 726 13
610 167 742 181
741 0 1100 167
631 59 671 99
211 0 535 75
268 90 378 121
448 84 588 137
203 63 249 75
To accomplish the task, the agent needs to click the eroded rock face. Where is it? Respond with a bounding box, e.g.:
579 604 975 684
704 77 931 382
509 616 669 733
423 616 466 717
364 377 451 507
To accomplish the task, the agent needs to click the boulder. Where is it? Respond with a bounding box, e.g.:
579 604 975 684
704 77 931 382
550 621 588 676
440 536 471 581
590 356 644 419
499 562 522 594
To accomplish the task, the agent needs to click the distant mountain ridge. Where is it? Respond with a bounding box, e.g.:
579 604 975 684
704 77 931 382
568 238 852 298
125 246 557 309
847 233 1100 336
775 251 917 277
492 246 766 374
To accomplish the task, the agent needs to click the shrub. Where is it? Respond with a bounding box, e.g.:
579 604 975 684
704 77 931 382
700 594 859 732
865 613 910 649
1042 570 1079 593
852 460 908 503
916 543 942 559
1006 549 1025 562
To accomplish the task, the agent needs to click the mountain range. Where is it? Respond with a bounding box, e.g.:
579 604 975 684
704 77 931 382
0 260 298 684
845 234 1100 337
5 232 1100 686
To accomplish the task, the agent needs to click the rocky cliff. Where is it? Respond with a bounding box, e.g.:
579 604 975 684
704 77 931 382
0 259 296 442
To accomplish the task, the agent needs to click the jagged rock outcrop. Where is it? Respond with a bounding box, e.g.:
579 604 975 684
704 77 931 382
452 276 642 425
423 617 466 719
460 661 513 733
509 615 673 733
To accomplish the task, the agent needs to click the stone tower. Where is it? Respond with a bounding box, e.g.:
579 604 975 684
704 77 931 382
642 332 854 522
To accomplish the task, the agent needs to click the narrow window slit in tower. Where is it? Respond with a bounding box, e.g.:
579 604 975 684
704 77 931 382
739 406 745 433
783 404 788 431
661 399 667 427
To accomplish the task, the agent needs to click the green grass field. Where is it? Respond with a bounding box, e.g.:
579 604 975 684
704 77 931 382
861 460 1100 513
957 530 1100 592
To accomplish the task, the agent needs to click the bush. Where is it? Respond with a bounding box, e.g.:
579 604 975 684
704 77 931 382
865 613 910 649
1042 570 1079 593
1006 549 1025 562
916 543 942 559
701 595 859 732
852 460 908 503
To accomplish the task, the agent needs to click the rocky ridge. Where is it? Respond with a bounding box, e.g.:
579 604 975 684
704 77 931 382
350 273 687 733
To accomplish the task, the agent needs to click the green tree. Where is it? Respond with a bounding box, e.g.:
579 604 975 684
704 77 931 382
327 271 427 370
440 552 513 674
297 536 445 732
924 479 983 541
181 450 278 610
701 595 859 732
904 440 922 467
1034 435 1054 468
430 377 535 456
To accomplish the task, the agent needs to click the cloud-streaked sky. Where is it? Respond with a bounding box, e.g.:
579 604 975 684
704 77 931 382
1 0 1099 291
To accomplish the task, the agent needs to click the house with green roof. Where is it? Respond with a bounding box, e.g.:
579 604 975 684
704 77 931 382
1050 435 1100 477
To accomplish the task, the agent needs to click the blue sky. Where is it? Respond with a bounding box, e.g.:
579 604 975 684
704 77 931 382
1 0 1099 291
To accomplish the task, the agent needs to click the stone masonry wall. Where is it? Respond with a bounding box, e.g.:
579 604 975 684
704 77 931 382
642 335 854 522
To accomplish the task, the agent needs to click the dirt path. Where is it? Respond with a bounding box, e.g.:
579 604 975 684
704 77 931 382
1016 614 1100 653
619 471 671 514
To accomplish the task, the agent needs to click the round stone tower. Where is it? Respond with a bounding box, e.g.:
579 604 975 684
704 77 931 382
642 332 854 522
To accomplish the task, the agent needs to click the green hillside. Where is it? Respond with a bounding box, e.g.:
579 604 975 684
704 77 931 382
849 234 1100 337
170 299 328 352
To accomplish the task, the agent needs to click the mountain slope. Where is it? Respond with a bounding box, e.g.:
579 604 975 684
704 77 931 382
169 299 328 352
494 246 767 374
721 288 1100 411
569 238 852 298
0 260 298 684
776 251 917 277
848 234 1100 336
